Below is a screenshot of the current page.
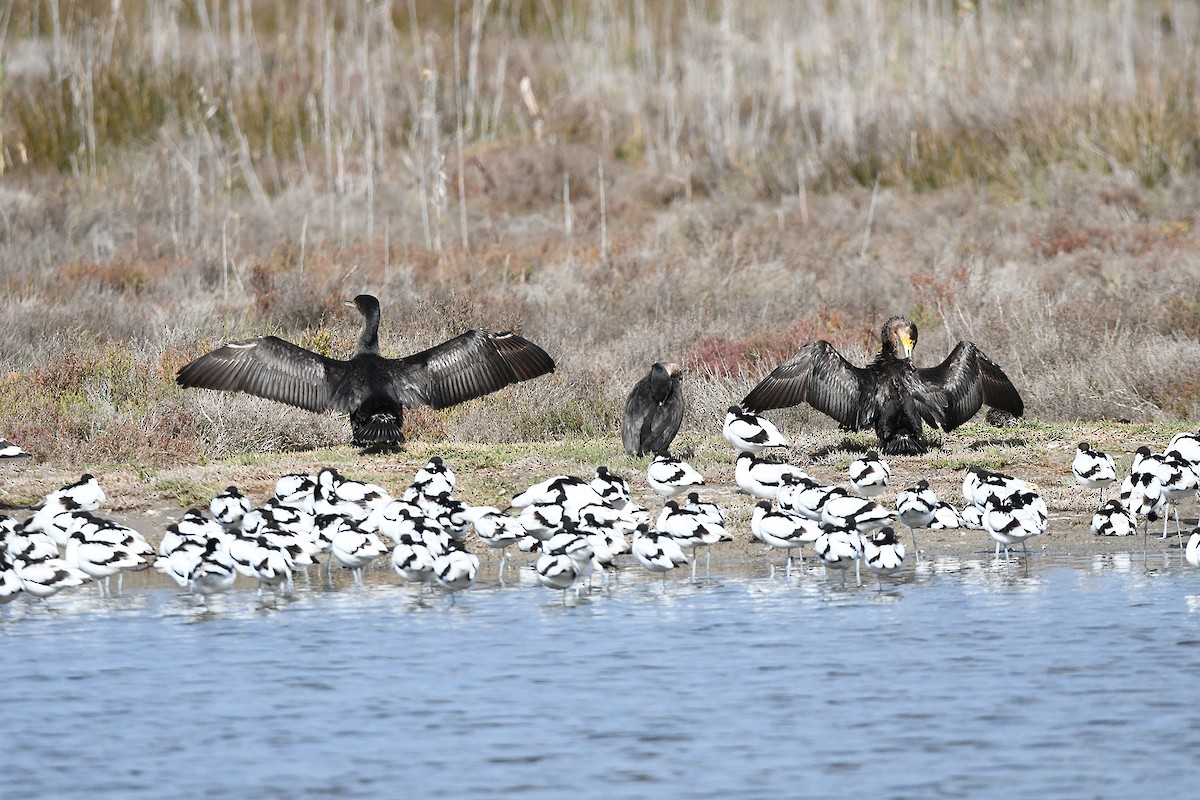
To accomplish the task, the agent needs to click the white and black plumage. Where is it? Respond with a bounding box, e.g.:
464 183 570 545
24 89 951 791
4 521 58 566
274 473 318 512
863 526 906 589
329 523 388 583
896 480 938 553
1092 500 1136 537
536 530 595 598
14 558 89 598
848 451 891 497
188 538 238 599
819 493 896 534
646 455 705 498
813 523 863 587
960 503 984 530
157 510 224 586
314 467 392 522
750 501 821 576
1156 454 1199 544
510 475 606 519
410 491 470 540
1166 431 1200 469
0 436 29 460
63 526 148 596
25 474 109 545
742 316 1023 455
590 466 633 509
1119 448 1167 540
683 492 725 527
1072 443 1117 509
621 362 684 457
962 467 1032 510
176 294 555 446
516 502 566 542
775 473 815 515
227 535 293 596
535 552 585 595
433 542 479 596
1186 528 1200 568
363 498 426 541
211 486 253 529
575 502 639 542
722 405 788 454
0 513 21 539
0 550 23 603
928 501 963 530
657 501 730 580
391 533 438 586
734 452 807 500
981 490 1047 560
462 505 524 583
412 456 457 497
791 482 849 522
631 524 688 582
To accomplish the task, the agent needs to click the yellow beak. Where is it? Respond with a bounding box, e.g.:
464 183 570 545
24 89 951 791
900 335 914 359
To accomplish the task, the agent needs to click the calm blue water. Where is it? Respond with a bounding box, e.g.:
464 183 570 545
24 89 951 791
2 554 1198 799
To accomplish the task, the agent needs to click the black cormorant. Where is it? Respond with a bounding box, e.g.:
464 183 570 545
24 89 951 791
176 294 555 446
620 362 684 457
741 316 1023 456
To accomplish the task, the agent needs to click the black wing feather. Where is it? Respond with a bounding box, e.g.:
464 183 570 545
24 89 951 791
388 330 556 410
620 367 684 456
742 341 872 430
916 341 1023 431
176 336 341 413
621 373 655 456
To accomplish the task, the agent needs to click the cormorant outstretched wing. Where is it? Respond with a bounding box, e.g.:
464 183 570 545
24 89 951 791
176 336 345 413
916 341 1023 431
742 341 873 430
386 330 556 410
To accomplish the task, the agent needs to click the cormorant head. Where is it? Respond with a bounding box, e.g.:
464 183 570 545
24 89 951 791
347 294 380 315
881 317 917 361
655 362 683 382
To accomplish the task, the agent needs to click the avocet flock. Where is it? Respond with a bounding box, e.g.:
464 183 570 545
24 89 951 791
3 425 1200 607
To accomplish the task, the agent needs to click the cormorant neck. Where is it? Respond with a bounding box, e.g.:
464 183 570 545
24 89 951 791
355 306 381 356
876 340 907 364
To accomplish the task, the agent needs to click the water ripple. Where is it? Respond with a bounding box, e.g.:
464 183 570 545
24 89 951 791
2 556 1199 798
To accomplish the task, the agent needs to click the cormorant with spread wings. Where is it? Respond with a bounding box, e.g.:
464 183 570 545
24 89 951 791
741 316 1023 456
177 294 556 446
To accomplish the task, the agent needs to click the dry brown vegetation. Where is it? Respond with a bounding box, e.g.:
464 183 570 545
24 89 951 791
1 0 1200 469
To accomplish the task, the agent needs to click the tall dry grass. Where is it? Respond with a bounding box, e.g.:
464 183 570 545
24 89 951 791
1 0 1199 464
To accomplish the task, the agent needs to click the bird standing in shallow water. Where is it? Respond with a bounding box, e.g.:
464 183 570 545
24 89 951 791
621 362 685 457
896 480 938 555
863 527 906 590
742 316 1023 455
176 294 555 447
813 522 863 587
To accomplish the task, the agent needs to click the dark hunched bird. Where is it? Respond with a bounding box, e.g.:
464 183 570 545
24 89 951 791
742 316 1023 456
176 294 555 446
621 362 684 457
